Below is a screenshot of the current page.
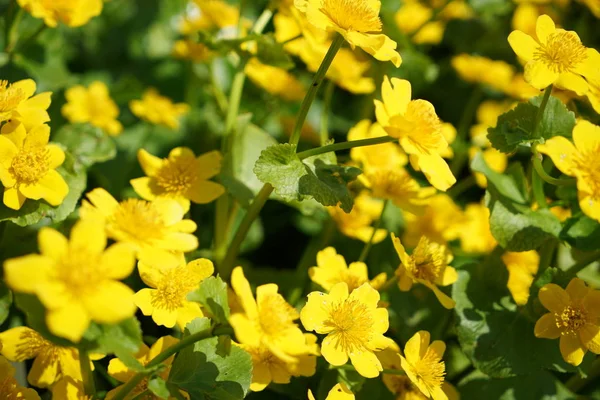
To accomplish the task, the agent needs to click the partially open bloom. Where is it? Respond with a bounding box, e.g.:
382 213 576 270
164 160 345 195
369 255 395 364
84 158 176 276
364 168 436 214
135 257 214 329
246 58 306 101
328 192 387 243
80 188 198 264
451 54 515 91
309 247 386 292
62 81 123 136
131 148 225 213
402 194 463 247
3 220 136 342
0 122 68 210
130 89 189 130
0 79 51 129
391 234 457 309
17 0 103 27
0 355 40 400
458 203 497 254
400 331 448 400
308 383 355 400
537 120 600 222
534 278 600 366
294 0 402 66
375 76 455 191
301 282 390 378
508 14 600 94
502 250 539 305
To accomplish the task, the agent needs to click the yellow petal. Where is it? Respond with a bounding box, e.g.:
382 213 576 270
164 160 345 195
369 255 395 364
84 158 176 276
70 219 107 256
46 144 65 169
84 188 119 217
539 283 571 313
579 324 600 354
4 187 26 210
82 281 136 324
427 282 456 309
187 258 215 281
250 362 271 392
390 233 411 266
300 291 331 333
577 188 600 223
329 282 349 302
565 278 590 301
508 30 538 61
573 120 600 155
346 32 402 67
229 314 261 346
438 266 458 286
0 327 42 361
536 136 578 176
534 313 561 339
349 350 382 378
382 76 411 116
28 352 59 388
415 153 456 191
321 335 349 366
137 148 163 177
32 170 69 206
24 124 50 148
0 135 18 168
134 288 155 316
151 305 179 328
349 282 380 309
130 177 158 201
100 243 136 280
371 308 389 335
536 14 556 44
46 303 90 343
38 227 68 261
195 150 223 180
3 254 53 293
584 291 600 319
186 180 225 204
555 72 589 96
175 301 204 330
13 79 36 98
231 267 258 319
404 330 430 364
524 61 559 89
559 333 586 366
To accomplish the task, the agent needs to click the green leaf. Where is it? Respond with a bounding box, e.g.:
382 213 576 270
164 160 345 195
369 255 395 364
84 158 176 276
253 34 295 70
52 124 117 167
148 376 171 399
187 276 231 326
560 215 600 251
218 174 255 209
471 152 526 204
530 95 576 140
0 282 13 326
254 143 307 201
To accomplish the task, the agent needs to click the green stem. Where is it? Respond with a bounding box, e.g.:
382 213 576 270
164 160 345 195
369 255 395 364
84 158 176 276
79 350 96 398
533 85 552 135
251 8 273 34
531 150 575 186
447 175 476 198
297 136 397 160
237 0 246 35
358 199 389 262
565 251 600 276
531 157 547 209
378 275 398 292
209 61 228 114
131 390 150 400
5 6 23 54
320 80 335 146
450 85 483 175
334 364 405 376
281 33 303 45
566 356 600 393
537 239 557 277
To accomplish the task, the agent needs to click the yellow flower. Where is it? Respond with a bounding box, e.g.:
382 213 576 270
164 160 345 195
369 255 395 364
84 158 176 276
245 58 307 101
504 73 543 100
230 267 310 361
134 257 214 329
451 54 515 91
374 76 455 191
469 147 508 188
181 0 245 33
512 3 540 39
3 220 136 342
0 122 68 210
469 100 515 147
308 383 355 400
537 120 600 222
328 192 388 243
364 168 436 214
129 89 190 130
106 336 188 400
586 77 600 114
295 0 402 67
348 119 407 172
502 251 539 306
131 147 225 213
51 377 91 400
391 234 457 309
438 122 456 159
534 278 600 366
0 79 51 130
17 0 102 27
309 247 387 292
394 2 433 36
61 81 122 136
301 282 390 378
172 40 213 63
508 14 600 94
80 188 198 264
400 331 448 400
0 355 40 400
458 203 497 254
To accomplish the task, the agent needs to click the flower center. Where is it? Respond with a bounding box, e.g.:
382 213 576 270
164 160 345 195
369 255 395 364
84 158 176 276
258 293 299 337
533 31 587 74
324 299 373 353
409 238 446 283
10 148 51 185
152 268 197 311
12 329 52 362
0 80 27 118
320 0 382 32
111 199 167 242
54 249 104 295
556 304 588 335
155 157 198 194
413 348 445 391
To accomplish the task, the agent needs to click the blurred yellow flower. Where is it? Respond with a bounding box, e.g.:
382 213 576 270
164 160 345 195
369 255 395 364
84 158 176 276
245 58 307 101
578 0 600 16
172 40 213 63
537 120 600 222
502 250 539 305
80 188 198 264
504 73 543 100
438 122 457 159
134 257 214 329
364 168 436 214
470 100 514 147
3 220 136 342
309 383 355 400
451 54 515 91
181 0 245 33
17 0 103 27
0 122 68 210
301 282 390 377
391 234 457 309
400 331 448 400
348 119 407 171
62 81 123 136
0 355 40 400
0 79 51 130
459 203 497 254
375 76 455 191
131 148 224 213
130 89 190 130
508 14 600 94
469 147 508 188
328 192 388 243
534 278 600 366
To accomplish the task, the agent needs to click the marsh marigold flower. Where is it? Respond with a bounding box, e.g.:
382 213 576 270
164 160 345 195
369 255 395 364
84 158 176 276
0 122 68 210
328 192 388 243
62 81 123 136
537 120 600 222
400 331 448 400
80 188 198 264
534 278 600 366
502 250 539 306
375 76 455 191
308 383 355 400
134 257 214 329
294 0 402 67
402 194 463 247
0 79 51 129
508 14 600 94
451 54 515 91
348 120 407 172
131 147 225 213
246 58 306 101
0 355 40 400
391 234 457 309
3 220 136 342
130 89 189 130
17 0 103 27
301 282 390 378
458 203 497 254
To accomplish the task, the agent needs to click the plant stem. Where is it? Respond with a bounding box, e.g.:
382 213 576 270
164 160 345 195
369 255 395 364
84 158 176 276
237 0 246 35
334 364 405 376
251 8 273 34
209 61 228 114
320 80 335 146
531 150 575 186
79 350 96 398
533 85 552 135
450 85 483 175
447 175 476 198
131 390 150 400
358 199 389 262
5 6 23 54
297 136 397 160
537 239 557 277
529 86 554 208
565 251 600 276
566 356 600 393
378 275 398 292
531 155 547 209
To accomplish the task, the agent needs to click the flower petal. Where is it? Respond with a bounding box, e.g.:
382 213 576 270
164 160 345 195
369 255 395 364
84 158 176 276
536 136 578 177
349 350 382 378
536 14 555 44
580 324 600 354
3 254 53 293
415 154 456 191
38 227 68 261
404 330 430 364
559 333 586 366
137 148 163 177
231 267 258 319
186 180 225 204
100 243 136 280
524 61 559 90
508 30 538 61
321 335 349 366
82 281 136 324
4 187 26 210
534 313 561 339
195 150 223 180
555 72 588 96
0 327 42 361
539 283 571 313
46 303 90 343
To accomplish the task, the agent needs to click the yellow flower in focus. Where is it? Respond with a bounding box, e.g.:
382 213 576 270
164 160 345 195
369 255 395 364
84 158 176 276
129 89 190 130
469 147 508 188
62 81 123 136
391 234 457 309
134 257 214 329
364 168 436 214
172 40 213 63
131 148 225 213
3 220 136 342
348 120 407 172
586 78 600 116
308 383 355 400
51 377 91 400
459 203 497 254
402 194 464 247
0 122 68 210
328 192 388 243
0 355 40 400
80 188 198 264
375 76 455 191
400 331 448 400
295 0 402 67
309 247 387 292
534 278 600 366
451 54 515 91
537 120 600 222
301 282 390 377
0 79 51 130
245 58 307 101
508 14 600 94
502 251 539 305
17 0 103 27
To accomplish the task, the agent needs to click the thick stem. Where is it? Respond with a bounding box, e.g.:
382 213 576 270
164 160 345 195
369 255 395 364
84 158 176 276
297 136 397 160
79 350 96 398
320 80 335 146
358 199 389 262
